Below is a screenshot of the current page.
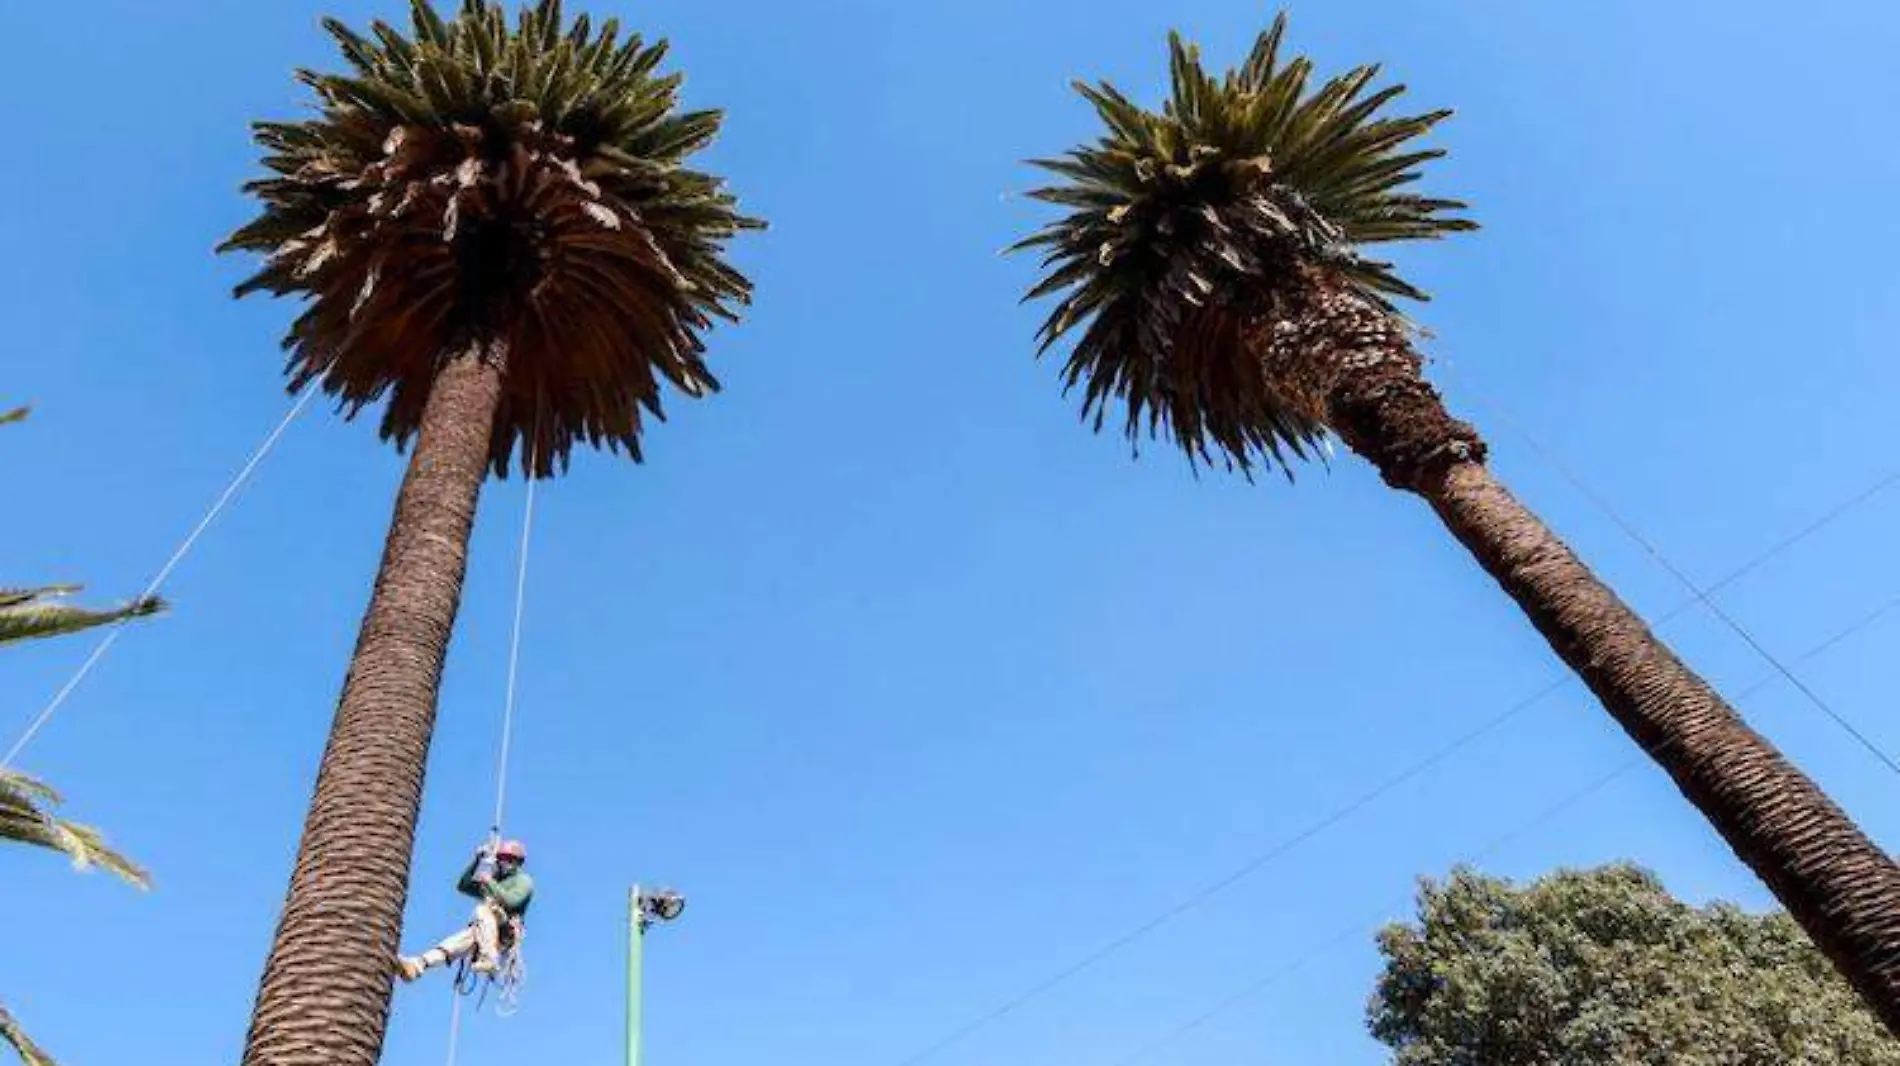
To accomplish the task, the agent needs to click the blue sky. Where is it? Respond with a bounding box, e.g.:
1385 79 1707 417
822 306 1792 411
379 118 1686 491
4 1 1899 1064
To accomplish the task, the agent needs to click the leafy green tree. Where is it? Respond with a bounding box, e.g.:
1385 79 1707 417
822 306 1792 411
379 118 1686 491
220 2 759 1061
2 407 152 1066
1014 14 1900 1029
1371 865 1900 1065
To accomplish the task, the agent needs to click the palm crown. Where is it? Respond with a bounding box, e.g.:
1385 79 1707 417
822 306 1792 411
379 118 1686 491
1015 15 1474 473
222 0 762 477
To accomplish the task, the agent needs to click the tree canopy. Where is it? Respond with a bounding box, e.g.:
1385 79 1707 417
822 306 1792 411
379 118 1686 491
1370 864 1900 1066
1012 14 1472 473
222 0 762 478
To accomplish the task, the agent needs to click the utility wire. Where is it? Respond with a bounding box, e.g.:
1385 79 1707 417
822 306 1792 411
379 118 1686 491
1112 762 1632 1066
1448 372 1900 779
1113 589 1900 1066
888 463 1900 1066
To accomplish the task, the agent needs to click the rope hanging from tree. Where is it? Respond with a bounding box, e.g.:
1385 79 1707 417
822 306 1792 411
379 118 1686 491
445 440 540 1063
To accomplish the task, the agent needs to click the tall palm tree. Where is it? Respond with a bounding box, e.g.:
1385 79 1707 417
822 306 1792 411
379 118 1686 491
1015 17 1900 1033
221 2 759 1062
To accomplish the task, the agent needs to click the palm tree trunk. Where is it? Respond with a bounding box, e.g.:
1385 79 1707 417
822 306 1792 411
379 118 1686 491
241 341 505 1066
1257 272 1900 1034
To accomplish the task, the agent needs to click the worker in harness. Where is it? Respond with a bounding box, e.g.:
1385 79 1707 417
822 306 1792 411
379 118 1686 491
398 839 535 983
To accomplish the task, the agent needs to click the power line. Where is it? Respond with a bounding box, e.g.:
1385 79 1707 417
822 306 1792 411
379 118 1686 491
1452 376 1900 779
886 465 1900 1066
1113 761 1634 1066
888 676 1564 1066
1113 590 1900 1066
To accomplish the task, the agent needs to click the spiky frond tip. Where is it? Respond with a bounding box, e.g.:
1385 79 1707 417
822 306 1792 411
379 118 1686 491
223 0 764 477
1013 14 1474 473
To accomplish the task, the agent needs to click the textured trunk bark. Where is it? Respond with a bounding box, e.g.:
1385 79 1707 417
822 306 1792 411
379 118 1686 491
1420 460 1900 1032
241 342 505 1066
1253 272 1900 1035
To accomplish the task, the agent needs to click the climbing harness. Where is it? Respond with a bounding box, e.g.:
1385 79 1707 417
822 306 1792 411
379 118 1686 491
450 915 528 1017
446 847 530 1014
2 390 313 771
444 440 540 1062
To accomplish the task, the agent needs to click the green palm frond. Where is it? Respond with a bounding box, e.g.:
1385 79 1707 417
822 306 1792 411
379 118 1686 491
1 407 147 1066
0 1004 54 1066
0 769 149 889
0 587 165 647
1014 14 1474 473
223 0 763 477
3 409 167 645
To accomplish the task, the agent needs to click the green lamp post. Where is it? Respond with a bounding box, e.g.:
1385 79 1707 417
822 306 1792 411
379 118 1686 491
628 885 687 1066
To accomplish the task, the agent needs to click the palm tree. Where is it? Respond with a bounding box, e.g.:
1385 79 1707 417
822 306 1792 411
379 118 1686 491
1014 16 1900 1033
2 411 155 879
4 403 153 1066
220 2 759 1061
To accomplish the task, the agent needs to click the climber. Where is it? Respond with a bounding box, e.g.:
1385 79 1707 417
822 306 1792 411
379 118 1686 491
398 839 535 983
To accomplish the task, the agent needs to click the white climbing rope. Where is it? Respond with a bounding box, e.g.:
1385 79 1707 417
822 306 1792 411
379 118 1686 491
446 441 541 1065
491 458 538 837
444 993 466 1066
2 388 315 770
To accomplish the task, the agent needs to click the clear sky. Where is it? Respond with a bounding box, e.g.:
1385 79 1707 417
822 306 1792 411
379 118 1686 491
4 1 1898 1064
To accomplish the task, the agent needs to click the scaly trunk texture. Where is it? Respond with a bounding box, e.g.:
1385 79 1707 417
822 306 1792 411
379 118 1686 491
241 342 506 1066
1252 271 1900 1036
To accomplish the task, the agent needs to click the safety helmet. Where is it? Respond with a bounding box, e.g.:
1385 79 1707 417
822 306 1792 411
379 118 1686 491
496 839 527 863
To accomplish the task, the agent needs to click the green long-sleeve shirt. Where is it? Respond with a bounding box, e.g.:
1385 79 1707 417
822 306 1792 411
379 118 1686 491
458 855 535 919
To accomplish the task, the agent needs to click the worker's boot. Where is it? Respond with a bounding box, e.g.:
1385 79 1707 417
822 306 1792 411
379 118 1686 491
398 949 447 982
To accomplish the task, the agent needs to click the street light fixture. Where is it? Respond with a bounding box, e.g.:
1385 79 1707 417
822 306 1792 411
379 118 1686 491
628 884 686 1066
636 887 687 928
